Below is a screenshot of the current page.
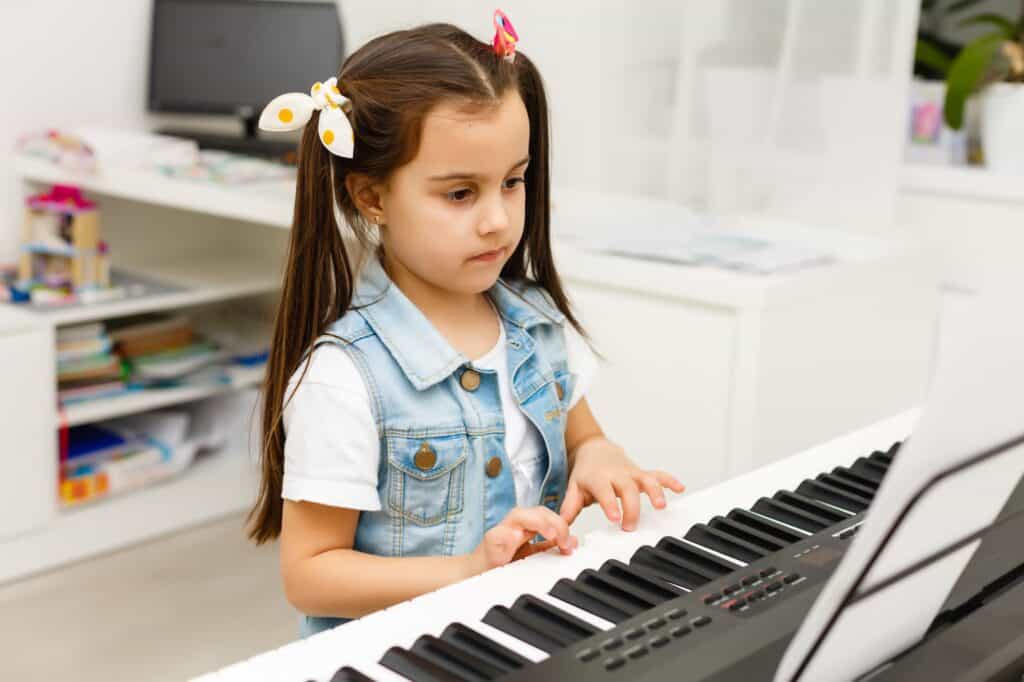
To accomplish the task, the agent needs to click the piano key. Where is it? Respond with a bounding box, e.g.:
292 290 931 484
329 667 376 682
578 568 661 610
628 546 706 590
708 516 788 552
795 479 869 513
850 457 887 481
773 491 853 523
534 591 616 630
830 466 880 490
483 605 564 654
872 443 899 464
439 623 530 674
684 523 768 563
750 497 830 533
550 577 635 624
463 621 547 664
726 508 809 543
410 635 504 681
817 473 877 499
379 646 460 682
599 559 686 601
868 451 893 468
656 537 741 574
509 595 600 643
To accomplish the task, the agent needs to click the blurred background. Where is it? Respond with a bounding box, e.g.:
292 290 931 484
0 1 1022 679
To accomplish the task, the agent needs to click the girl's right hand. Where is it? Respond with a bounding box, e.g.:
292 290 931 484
465 506 579 577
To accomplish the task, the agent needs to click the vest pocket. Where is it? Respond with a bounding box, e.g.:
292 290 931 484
385 432 468 526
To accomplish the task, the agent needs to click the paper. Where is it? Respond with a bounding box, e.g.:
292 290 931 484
775 293 1024 680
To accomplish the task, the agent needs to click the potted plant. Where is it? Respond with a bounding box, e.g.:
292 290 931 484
941 1 1024 172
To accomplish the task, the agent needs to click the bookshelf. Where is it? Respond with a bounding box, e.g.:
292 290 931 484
0 155 285 582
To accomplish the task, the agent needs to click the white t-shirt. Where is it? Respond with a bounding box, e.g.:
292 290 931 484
282 322 598 511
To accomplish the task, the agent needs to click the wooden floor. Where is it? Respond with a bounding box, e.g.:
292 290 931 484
0 513 296 681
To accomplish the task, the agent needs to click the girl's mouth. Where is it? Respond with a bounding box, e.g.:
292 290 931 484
470 247 505 263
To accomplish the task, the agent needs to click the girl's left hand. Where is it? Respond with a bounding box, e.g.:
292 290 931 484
559 437 685 531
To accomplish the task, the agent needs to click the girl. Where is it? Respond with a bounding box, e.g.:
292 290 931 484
248 14 685 638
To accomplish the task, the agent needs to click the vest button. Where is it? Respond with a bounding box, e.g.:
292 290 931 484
555 383 565 401
460 369 481 391
414 443 437 470
486 456 503 478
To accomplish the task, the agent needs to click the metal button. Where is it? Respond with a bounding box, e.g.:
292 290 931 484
460 369 481 391
555 383 565 400
486 456 502 478
413 443 436 470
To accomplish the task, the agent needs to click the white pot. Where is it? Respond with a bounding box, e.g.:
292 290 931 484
981 82 1024 173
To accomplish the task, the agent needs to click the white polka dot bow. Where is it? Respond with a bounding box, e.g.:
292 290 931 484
258 76 355 158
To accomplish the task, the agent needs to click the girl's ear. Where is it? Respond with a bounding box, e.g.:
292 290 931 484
345 172 387 225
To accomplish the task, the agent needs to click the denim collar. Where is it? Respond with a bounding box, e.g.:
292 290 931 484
352 255 565 390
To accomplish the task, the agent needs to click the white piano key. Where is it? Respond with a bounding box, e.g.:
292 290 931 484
463 619 549 663
678 537 747 567
534 591 616 631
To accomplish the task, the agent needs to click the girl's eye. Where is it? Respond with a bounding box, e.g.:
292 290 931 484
446 188 472 202
504 176 526 190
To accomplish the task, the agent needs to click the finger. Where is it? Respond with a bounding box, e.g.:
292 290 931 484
512 507 571 551
513 538 557 561
637 473 667 509
654 471 686 493
559 482 584 525
613 477 642 531
591 481 621 524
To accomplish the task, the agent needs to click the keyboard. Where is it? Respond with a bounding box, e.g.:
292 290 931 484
196 410 918 682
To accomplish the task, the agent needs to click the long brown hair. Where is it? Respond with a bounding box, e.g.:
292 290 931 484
248 22 583 543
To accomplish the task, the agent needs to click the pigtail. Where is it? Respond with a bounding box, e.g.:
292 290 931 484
248 114 357 543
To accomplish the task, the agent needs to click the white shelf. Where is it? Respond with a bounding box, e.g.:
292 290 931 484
21 253 280 327
60 366 264 427
0 447 255 584
13 155 295 229
900 162 1024 204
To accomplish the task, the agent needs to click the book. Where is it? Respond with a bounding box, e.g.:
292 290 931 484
57 336 113 363
109 314 193 358
57 322 105 344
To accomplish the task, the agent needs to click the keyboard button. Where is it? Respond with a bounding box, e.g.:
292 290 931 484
650 635 671 648
644 617 666 629
577 647 600 662
759 567 777 578
741 576 758 586
625 627 645 640
625 645 648 659
748 590 765 601
604 656 626 671
703 594 720 605
666 608 687 620
729 599 747 612
671 625 693 638
693 616 712 628
722 584 741 595
766 582 783 593
784 573 801 584
602 637 624 651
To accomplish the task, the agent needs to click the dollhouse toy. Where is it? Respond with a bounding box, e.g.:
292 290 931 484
17 185 112 301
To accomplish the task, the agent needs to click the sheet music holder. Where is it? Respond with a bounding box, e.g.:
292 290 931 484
775 295 1024 681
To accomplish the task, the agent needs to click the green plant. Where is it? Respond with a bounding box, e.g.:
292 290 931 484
942 1 1024 130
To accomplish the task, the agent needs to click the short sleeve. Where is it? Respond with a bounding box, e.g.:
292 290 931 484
563 323 599 409
281 344 382 511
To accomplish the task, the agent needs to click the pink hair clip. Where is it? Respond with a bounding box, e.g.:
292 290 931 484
492 9 519 63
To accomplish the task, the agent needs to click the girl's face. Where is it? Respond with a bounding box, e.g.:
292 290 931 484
377 88 530 300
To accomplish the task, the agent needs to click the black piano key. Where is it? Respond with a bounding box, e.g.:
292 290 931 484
872 443 899 464
329 667 375 682
726 508 807 543
708 516 788 552
599 559 686 601
684 523 766 563
579 569 659 610
550 577 635 624
439 623 529 673
817 473 876 500
510 594 598 642
656 537 737 577
868 452 893 469
774 491 852 523
630 546 709 590
851 457 887 481
411 634 503 681
483 605 564 654
795 479 869 513
831 466 879 490
380 646 463 682
751 497 829 533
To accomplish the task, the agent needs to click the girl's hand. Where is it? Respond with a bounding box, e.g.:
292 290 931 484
465 506 579 577
560 437 685 531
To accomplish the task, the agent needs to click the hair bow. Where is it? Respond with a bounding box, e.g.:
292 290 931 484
258 76 354 158
492 9 518 63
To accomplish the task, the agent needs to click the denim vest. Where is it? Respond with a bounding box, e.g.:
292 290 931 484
299 256 574 638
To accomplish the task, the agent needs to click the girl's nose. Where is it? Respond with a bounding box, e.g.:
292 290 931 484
478 195 510 235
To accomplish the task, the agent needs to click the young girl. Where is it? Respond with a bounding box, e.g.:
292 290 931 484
248 13 685 638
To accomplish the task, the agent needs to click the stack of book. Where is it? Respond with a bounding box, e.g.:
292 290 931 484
56 322 127 405
110 314 224 385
